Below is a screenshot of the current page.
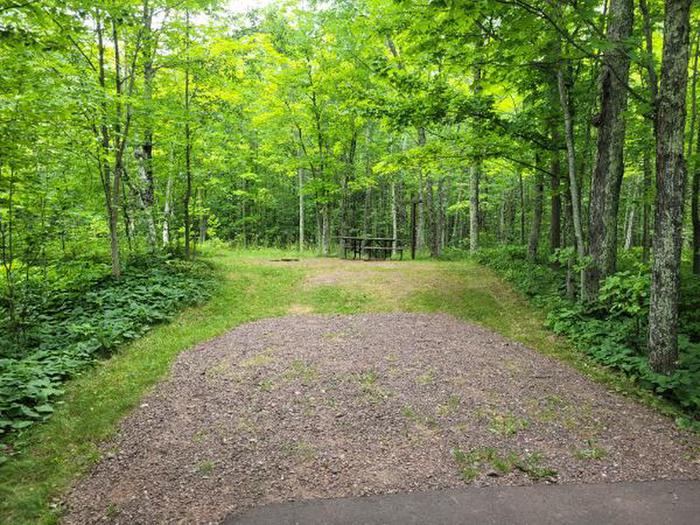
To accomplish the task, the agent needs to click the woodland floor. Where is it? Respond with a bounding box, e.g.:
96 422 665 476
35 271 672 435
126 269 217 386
60 257 700 524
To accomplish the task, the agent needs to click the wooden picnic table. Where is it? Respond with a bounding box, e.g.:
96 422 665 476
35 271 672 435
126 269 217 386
338 236 403 260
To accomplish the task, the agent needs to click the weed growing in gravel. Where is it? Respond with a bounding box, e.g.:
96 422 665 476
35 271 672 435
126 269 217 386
355 370 393 403
205 362 230 377
452 448 499 481
257 378 275 392
196 460 215 475
239 353 276 368
437 394 461 417
401 405 438 429
285 360 318 383
322 331 348 340
192 430 208 444
357 370 379 387
527 394 567 423
451 447 557 482
573 439 607 460
105 503 120 519
282 440 316 461
401 406 418 420
452 422 470 433
417 368 436 385
515 452 557 479
488 412 530 437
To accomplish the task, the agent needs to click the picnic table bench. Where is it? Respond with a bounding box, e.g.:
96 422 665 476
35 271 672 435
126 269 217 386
338 236 404 260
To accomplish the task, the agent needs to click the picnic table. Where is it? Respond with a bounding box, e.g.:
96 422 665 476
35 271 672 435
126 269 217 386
338 236 403 260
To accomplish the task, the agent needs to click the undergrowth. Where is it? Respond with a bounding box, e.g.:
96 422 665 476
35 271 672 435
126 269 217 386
469 245 700 426
0 255 213 448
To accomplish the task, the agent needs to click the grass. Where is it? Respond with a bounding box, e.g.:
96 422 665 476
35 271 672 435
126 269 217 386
488 412 530 437
0 247 688 524
196 460 215 476
451 447 557 482
573 439 608 460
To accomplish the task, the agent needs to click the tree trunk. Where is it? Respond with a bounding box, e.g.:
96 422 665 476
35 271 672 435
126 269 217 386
362 187 371 237
315 205 322 253
109 16 127 279
558 66 586 293
528 167 544 261
624 206 635 250
469 163 480 253
694 112 700 274
690 33 700 274
183 10 192 259
550 126 562 252
469 56 483 253
298 167 305 251
391 181 398 255
416 127 426 252
162 171 173 246
518 170 525 244
499 199 506 244
642 148 653 262
648 0 692 374
321 203 330 256
198 188 207 244
586 0 634 298
686 32 699 160
138 0 156 251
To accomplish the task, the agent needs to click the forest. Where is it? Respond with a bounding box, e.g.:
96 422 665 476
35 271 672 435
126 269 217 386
2 0 700 463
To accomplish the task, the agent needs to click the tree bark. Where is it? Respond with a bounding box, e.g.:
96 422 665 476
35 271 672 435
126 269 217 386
550 126 562 252
183 10 193 259
298 166 305 251
693 137 700 274
321 203 330 256
391 181 398 255
624 183 636 250
690 33 700 274
416 127 426 252
469 56 482 254
528 166 544 261
694 108 700 274
109 16 125 278
139 0 157 251
586 0 634 299
642 148 652 262
648 0 693 374
469 163 480 253
558 66 586 292
686 32 699 160
198 187 207 244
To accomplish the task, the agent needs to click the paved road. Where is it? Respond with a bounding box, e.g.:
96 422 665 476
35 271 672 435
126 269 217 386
224 480 699 525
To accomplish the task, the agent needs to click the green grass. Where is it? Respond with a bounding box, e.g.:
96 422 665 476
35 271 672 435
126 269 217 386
0 248 688 524
451 447 557 482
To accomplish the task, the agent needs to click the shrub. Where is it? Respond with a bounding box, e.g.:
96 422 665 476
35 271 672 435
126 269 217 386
473 245 700 420
0 257 213 440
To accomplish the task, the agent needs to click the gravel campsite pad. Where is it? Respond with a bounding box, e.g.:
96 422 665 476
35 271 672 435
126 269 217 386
64 313 700 524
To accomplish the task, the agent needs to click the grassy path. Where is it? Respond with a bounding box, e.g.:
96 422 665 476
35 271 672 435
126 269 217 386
0 248 684 524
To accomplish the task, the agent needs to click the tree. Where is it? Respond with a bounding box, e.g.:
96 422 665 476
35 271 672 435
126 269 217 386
585 0 634 301
648 0 693 374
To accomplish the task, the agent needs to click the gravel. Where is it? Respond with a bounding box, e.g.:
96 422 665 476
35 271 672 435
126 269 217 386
63 313 700 524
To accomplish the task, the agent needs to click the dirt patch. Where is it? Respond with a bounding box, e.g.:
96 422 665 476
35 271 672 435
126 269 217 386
301 261 405 287
63 314 700 524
